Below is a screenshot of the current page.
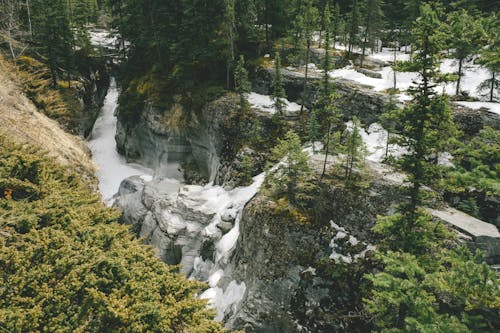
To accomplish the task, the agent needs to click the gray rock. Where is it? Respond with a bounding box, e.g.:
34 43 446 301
356 68 383 79
118 175 145 196
252 67 390 125
217 221 234 234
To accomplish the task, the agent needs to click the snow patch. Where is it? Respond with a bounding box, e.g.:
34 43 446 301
247 92 302 115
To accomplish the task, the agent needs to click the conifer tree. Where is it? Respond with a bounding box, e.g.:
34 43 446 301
343 116 366 183
234 55 251 108
383 3 456 217
315 16 342 182
446 9 483 96
478 14 500 102
297 0 318 115
31 0 74 87
271 52 287 116
331 3 341 49
269 130 310 201
347 0 361 56
360 0 384 67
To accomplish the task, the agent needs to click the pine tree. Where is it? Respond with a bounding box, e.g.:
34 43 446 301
360 0 384 67
234 55 251 108
271 52 287 116
297 0 319 115
477 14 500 102
315 18 342 182
446 9 484 96
379 92 400 159
331 3 341 49
347 0 361 56
385 3 456 217
269 130 310 201
343 116 366 183
225 0 236 89
31 0 74 87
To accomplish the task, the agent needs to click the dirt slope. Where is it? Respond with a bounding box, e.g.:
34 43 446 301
0 57 97 185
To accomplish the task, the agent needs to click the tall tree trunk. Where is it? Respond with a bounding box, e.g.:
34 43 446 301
300 38 310 116
456 57 463 96
320 122 332 182
393 45 397 90
360 29 368 68
490 72 495 102
26 0 32 36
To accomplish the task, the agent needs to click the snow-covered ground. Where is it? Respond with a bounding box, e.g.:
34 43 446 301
455 101 500 115
326 49 499 114
247 92 302 114
87 79 152 203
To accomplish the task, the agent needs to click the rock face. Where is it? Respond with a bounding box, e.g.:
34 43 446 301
251 67 389 125
223 179 402 332
114 169 403 332
80 66 110 137
116 94 241 183
451 103 500 134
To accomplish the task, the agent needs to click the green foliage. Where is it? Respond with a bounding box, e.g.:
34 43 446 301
271 52 287 116
387 3 457 213
477 14 500 102
266 130 310 201
445 9 485 95
342 117 367 184
372 209 452 257
365 247 500 332
0 136 224 332
441 127 500 196
234 55 251 99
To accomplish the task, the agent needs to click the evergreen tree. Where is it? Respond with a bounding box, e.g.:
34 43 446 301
346 0 361 56
389 3 455 215
296 0 319 115
343 116 366 183
31 0 74 87
225 0 236 89
477 14 500 102
331 2 341 49
234 54 251 108
269 130 310 201
271 52 287 116
315 19 342 182
446 9 483 96
379 92 400 159
360 0 384 67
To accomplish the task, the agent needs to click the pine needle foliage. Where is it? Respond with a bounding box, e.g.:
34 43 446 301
0 136 224 333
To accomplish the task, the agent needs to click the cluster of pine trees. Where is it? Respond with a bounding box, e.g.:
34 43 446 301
0 0 102 86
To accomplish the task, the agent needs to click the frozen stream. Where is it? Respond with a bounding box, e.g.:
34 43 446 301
87 78 152 203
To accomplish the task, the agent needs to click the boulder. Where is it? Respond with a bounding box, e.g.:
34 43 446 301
356 67 383 79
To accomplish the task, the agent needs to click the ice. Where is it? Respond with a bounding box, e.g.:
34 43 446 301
247 92 302 114
200 281 247 321
87 79 152 203
191 173 266 320
208 269 224 287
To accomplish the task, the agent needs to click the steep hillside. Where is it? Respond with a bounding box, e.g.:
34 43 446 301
0 57 96 185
